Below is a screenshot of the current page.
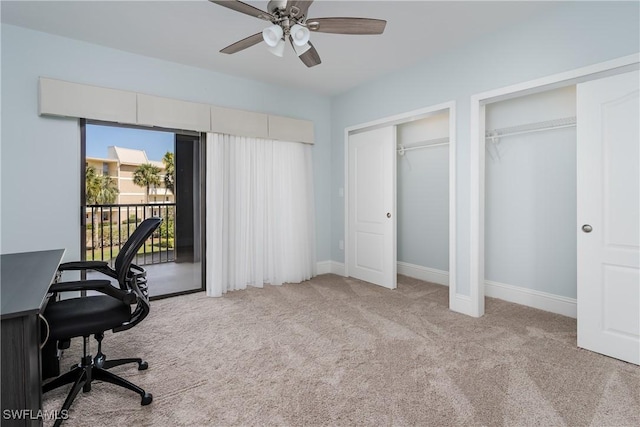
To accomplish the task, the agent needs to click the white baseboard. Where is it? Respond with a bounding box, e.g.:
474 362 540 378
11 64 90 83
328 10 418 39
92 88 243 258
397 262 449 286
391 261 577 318
316 261 345 276
316 261 332 275
484 280 577 318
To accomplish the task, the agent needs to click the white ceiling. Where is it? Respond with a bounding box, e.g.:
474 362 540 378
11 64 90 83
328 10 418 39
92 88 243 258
1 1 561 96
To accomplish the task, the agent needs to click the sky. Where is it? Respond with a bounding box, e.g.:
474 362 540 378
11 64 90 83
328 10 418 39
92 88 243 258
86 124 174 162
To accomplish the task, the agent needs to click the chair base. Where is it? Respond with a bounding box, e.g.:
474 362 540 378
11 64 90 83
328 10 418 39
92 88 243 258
43 354 151 427
92 332 149 371
95 355 148 371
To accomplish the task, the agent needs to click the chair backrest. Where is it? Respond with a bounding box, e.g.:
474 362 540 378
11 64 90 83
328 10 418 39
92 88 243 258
112 217 162 332
115 217 163 287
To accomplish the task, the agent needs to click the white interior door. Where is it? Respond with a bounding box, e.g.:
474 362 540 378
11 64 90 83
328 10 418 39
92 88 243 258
577 70 639 365
347 126 396 289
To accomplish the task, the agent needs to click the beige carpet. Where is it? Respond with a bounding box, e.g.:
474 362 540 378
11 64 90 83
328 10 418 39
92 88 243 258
43 274 640 426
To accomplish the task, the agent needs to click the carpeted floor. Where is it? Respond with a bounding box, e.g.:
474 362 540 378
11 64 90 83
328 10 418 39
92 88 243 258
43 274 640 426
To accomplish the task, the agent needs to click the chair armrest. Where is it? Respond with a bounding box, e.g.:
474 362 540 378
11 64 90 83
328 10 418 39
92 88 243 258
58 260 116 279
59 260 108 270
49 280 137 305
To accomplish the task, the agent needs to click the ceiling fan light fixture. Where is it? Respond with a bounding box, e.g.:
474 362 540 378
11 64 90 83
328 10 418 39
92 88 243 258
262 24 284 47
209 0 387 69
267 39 286 57
290 24 310 46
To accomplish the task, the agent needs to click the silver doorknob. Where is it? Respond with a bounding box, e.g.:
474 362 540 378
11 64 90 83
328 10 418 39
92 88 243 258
386 212 391 218
582 224 593 233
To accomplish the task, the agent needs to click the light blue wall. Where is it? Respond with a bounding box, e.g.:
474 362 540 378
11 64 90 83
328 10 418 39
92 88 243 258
330 1 639 296
485 86 577 299
0 24 332 262
2 2 638 297
397 114 449 271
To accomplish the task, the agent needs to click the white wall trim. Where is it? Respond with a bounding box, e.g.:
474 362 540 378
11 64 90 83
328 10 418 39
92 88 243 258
397 262 449 286
393 261 576 318
446 103 458 316
316 261 345 276
316 261 332 275
469 53 640 318
485 280 577 318
345 101 458 134
330 261 346 277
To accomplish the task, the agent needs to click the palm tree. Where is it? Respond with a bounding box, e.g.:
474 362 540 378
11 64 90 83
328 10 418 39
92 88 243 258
85 165 119 249
133 163 161 204
85 165 101 205
97 176 119 204
86 165 119 204
162 152 175 194
86 166 102 250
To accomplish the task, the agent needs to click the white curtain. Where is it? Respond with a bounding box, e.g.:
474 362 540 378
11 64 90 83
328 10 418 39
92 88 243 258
206 133 316 297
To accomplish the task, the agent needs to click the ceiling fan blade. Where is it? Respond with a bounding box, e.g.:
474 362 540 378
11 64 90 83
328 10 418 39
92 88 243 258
208 0 274 21
220 32 264 54
287 1 314 18
306 17 386 35
298 42 321 68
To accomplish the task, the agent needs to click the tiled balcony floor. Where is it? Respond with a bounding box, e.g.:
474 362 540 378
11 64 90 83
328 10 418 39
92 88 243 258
87 260 203 297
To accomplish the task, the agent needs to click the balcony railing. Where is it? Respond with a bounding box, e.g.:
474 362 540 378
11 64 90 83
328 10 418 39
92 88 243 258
86 203 175 266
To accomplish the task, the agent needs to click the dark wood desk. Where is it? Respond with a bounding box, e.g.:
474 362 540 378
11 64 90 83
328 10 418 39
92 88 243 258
1 249 64 427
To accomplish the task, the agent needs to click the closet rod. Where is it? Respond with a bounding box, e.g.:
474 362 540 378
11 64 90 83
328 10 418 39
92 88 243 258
485 116 576 140
397 137 449 155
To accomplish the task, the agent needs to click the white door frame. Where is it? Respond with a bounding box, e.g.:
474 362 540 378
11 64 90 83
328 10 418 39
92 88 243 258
344 101 457 304
469 53 640 318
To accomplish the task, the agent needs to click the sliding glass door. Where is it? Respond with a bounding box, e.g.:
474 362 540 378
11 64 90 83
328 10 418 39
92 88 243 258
82 121 205 298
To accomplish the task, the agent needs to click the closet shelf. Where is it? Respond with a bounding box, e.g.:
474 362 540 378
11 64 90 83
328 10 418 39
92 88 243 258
486 116 576 140
397 137 449 155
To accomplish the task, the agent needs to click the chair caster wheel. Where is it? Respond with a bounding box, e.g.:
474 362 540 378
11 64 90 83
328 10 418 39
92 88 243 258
141 392 153 406
94 355 105 368
138 361 148 370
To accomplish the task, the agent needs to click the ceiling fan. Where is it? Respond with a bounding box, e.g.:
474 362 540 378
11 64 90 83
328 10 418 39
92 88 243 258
209 0 387 67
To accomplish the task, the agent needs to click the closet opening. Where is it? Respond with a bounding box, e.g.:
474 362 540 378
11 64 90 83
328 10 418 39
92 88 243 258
397 112 450 287
483 86 577 317
469 55 639 319
478 69 639 365
469 56 639 364
344 101 456 308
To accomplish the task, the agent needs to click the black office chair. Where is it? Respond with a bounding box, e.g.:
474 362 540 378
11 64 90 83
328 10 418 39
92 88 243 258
42 217 162 425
